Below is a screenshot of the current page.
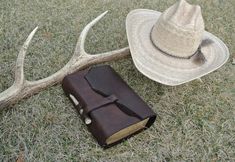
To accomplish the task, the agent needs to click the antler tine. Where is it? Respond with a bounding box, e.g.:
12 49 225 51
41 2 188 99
73 10 130 64
0 12 130 110
74 11 108 57
0 27 38 108
15 26 39 85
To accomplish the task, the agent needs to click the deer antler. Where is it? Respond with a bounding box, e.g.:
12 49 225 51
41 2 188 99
0 11 130 110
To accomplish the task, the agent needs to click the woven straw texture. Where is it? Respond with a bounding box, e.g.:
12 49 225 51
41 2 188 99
151 0 204 58
126 6 229 85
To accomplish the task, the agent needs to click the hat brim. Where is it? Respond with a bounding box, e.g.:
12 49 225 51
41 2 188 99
126 9 230 86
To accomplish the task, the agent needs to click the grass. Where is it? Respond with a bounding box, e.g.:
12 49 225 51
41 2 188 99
0 0 234 161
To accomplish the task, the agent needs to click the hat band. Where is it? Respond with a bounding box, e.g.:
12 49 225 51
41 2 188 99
149 27 213 65
150 27 200 59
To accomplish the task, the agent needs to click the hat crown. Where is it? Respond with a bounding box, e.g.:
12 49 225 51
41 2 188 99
151 0 205 58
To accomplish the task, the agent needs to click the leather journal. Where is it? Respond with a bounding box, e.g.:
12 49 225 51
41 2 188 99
62 65 156 148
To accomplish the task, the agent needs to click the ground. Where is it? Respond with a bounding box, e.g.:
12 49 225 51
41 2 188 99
0 0 234 161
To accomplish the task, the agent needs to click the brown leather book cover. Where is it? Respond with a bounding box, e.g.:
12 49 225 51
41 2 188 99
62 65 156 148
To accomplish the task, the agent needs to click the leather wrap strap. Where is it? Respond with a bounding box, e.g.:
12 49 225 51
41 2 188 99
85 94 118 114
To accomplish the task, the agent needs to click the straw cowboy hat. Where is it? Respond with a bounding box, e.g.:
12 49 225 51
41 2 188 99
126 0 229 86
